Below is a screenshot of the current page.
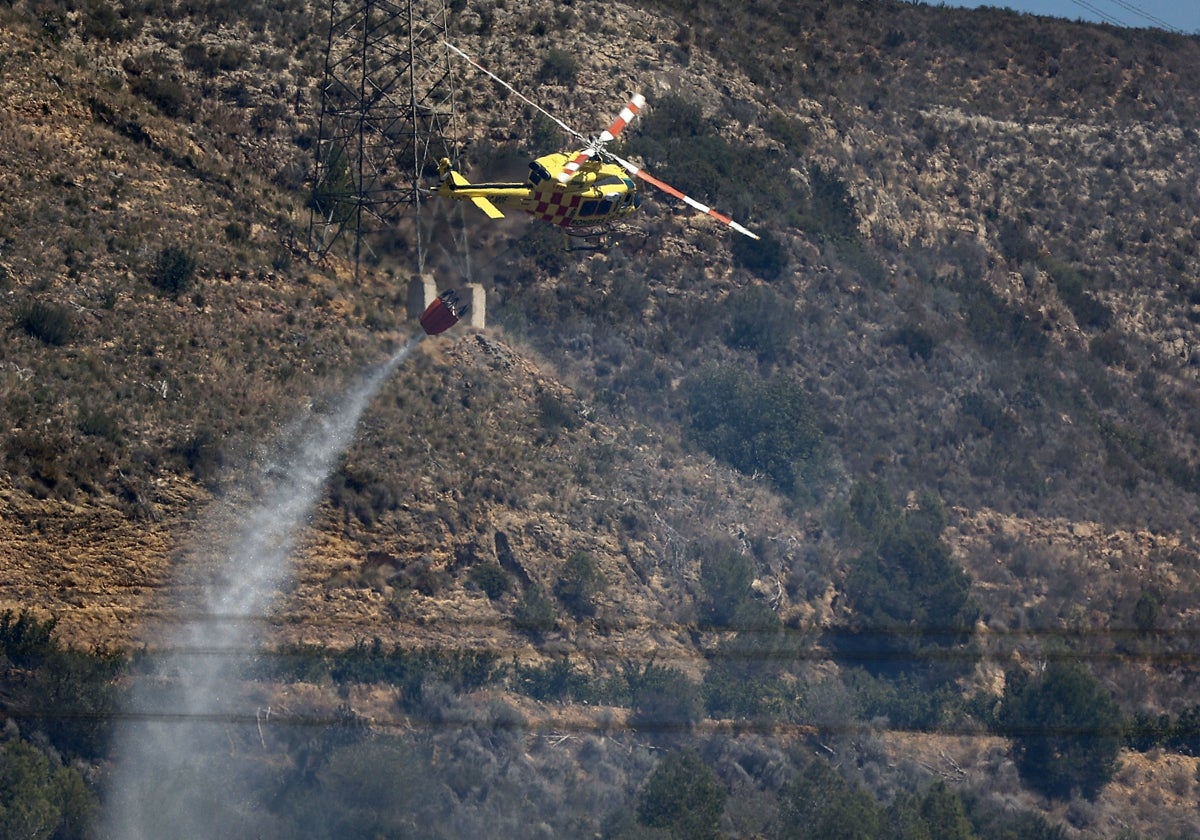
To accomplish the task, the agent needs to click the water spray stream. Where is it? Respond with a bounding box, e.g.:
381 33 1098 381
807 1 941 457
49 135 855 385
101 333 424 840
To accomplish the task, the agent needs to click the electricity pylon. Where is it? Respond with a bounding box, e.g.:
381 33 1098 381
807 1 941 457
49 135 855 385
308 0 461 279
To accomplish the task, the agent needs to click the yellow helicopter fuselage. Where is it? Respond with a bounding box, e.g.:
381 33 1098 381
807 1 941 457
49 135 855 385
436 153 641 230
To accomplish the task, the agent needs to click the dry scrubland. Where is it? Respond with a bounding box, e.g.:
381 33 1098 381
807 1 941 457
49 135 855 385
3 0 1200 836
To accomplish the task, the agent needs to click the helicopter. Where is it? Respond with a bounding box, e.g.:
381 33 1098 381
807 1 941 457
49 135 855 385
433 43 759 242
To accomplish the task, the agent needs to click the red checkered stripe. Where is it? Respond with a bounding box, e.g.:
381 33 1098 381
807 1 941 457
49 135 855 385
531 191 583 227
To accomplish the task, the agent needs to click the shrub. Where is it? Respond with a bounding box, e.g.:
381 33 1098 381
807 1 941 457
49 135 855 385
513 584 557 637
627 662 703 734
683 365 826 499
308 144 357 226
778 759 881 838
801 164 859 240
468 562 512 600
1132 590 1160 632
731 229 787 280
131 73 188 117
996 661 1124 800
0 740 96 840
1089 331 1128 367
1043 255 1112 330
513 657 593 702
174 427 223 485
695 542 790 720
997 218 1039 265
888 781 976 840
702 626 789 721
0 610 59 667
722 283 795 362
827 480 978 686
78 408 121 443
636 94 705 139
889 323 939 361
553 551 604 618
1166 704 1200 756
81 0 136 41
537 48 579 84
698 544 763 628
767 109 811 151
961 278 1048 356
536 390 580 435
26 648 123 761
148 245 197 296
325 640 501 706
14 300 75 346
636 751 725 840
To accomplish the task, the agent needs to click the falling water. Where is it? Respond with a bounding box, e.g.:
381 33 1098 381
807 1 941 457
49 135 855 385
100 334 423 840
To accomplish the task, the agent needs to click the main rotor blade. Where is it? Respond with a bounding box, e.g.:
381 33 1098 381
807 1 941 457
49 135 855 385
557 94 645 183
608 152 760 240
443 42 589 146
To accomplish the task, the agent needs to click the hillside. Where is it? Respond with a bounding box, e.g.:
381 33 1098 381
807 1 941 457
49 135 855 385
3 0 1200 836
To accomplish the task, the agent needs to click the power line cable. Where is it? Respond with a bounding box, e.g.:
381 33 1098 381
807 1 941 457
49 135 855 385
0 704 1163 739
1066 0 1132 27
1101 0 1183 32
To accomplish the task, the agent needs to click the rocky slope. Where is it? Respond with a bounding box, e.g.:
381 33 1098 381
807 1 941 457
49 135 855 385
4 0 1200 834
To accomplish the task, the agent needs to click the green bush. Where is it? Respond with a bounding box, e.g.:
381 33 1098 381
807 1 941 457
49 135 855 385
1166 704 1200 756
766 110 811 151
801 164 859 240
1042 255 1112 330
81 0 136 41
997 218 1040 265
13 300 75 346
695 543 790 720
468 562 512 600
174 427 224 486
308 144 358 227
26 648 123 761
537 48 580 84
961 277 1048 356
636 751 725 840
683 365 826 499
553 551 604 618
722 283 795 362
702 624 789 720
0 611 122 761
148 245 197 296
731 229 787 280
0 610 58 667
536 390 580 435
78 408 121 443
828 481 978 685
777 759 881 838
635 94 705 139
887 781 976 840
627 662 703 733
513 658 591 702
0 740 95 840
324 639 501 710
698 545 764 628
996 661 1124 800
513 584 557 637
131 73 188 117
888 322 939 361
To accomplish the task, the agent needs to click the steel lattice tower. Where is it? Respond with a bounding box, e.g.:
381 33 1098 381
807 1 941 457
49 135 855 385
308 0 461 278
